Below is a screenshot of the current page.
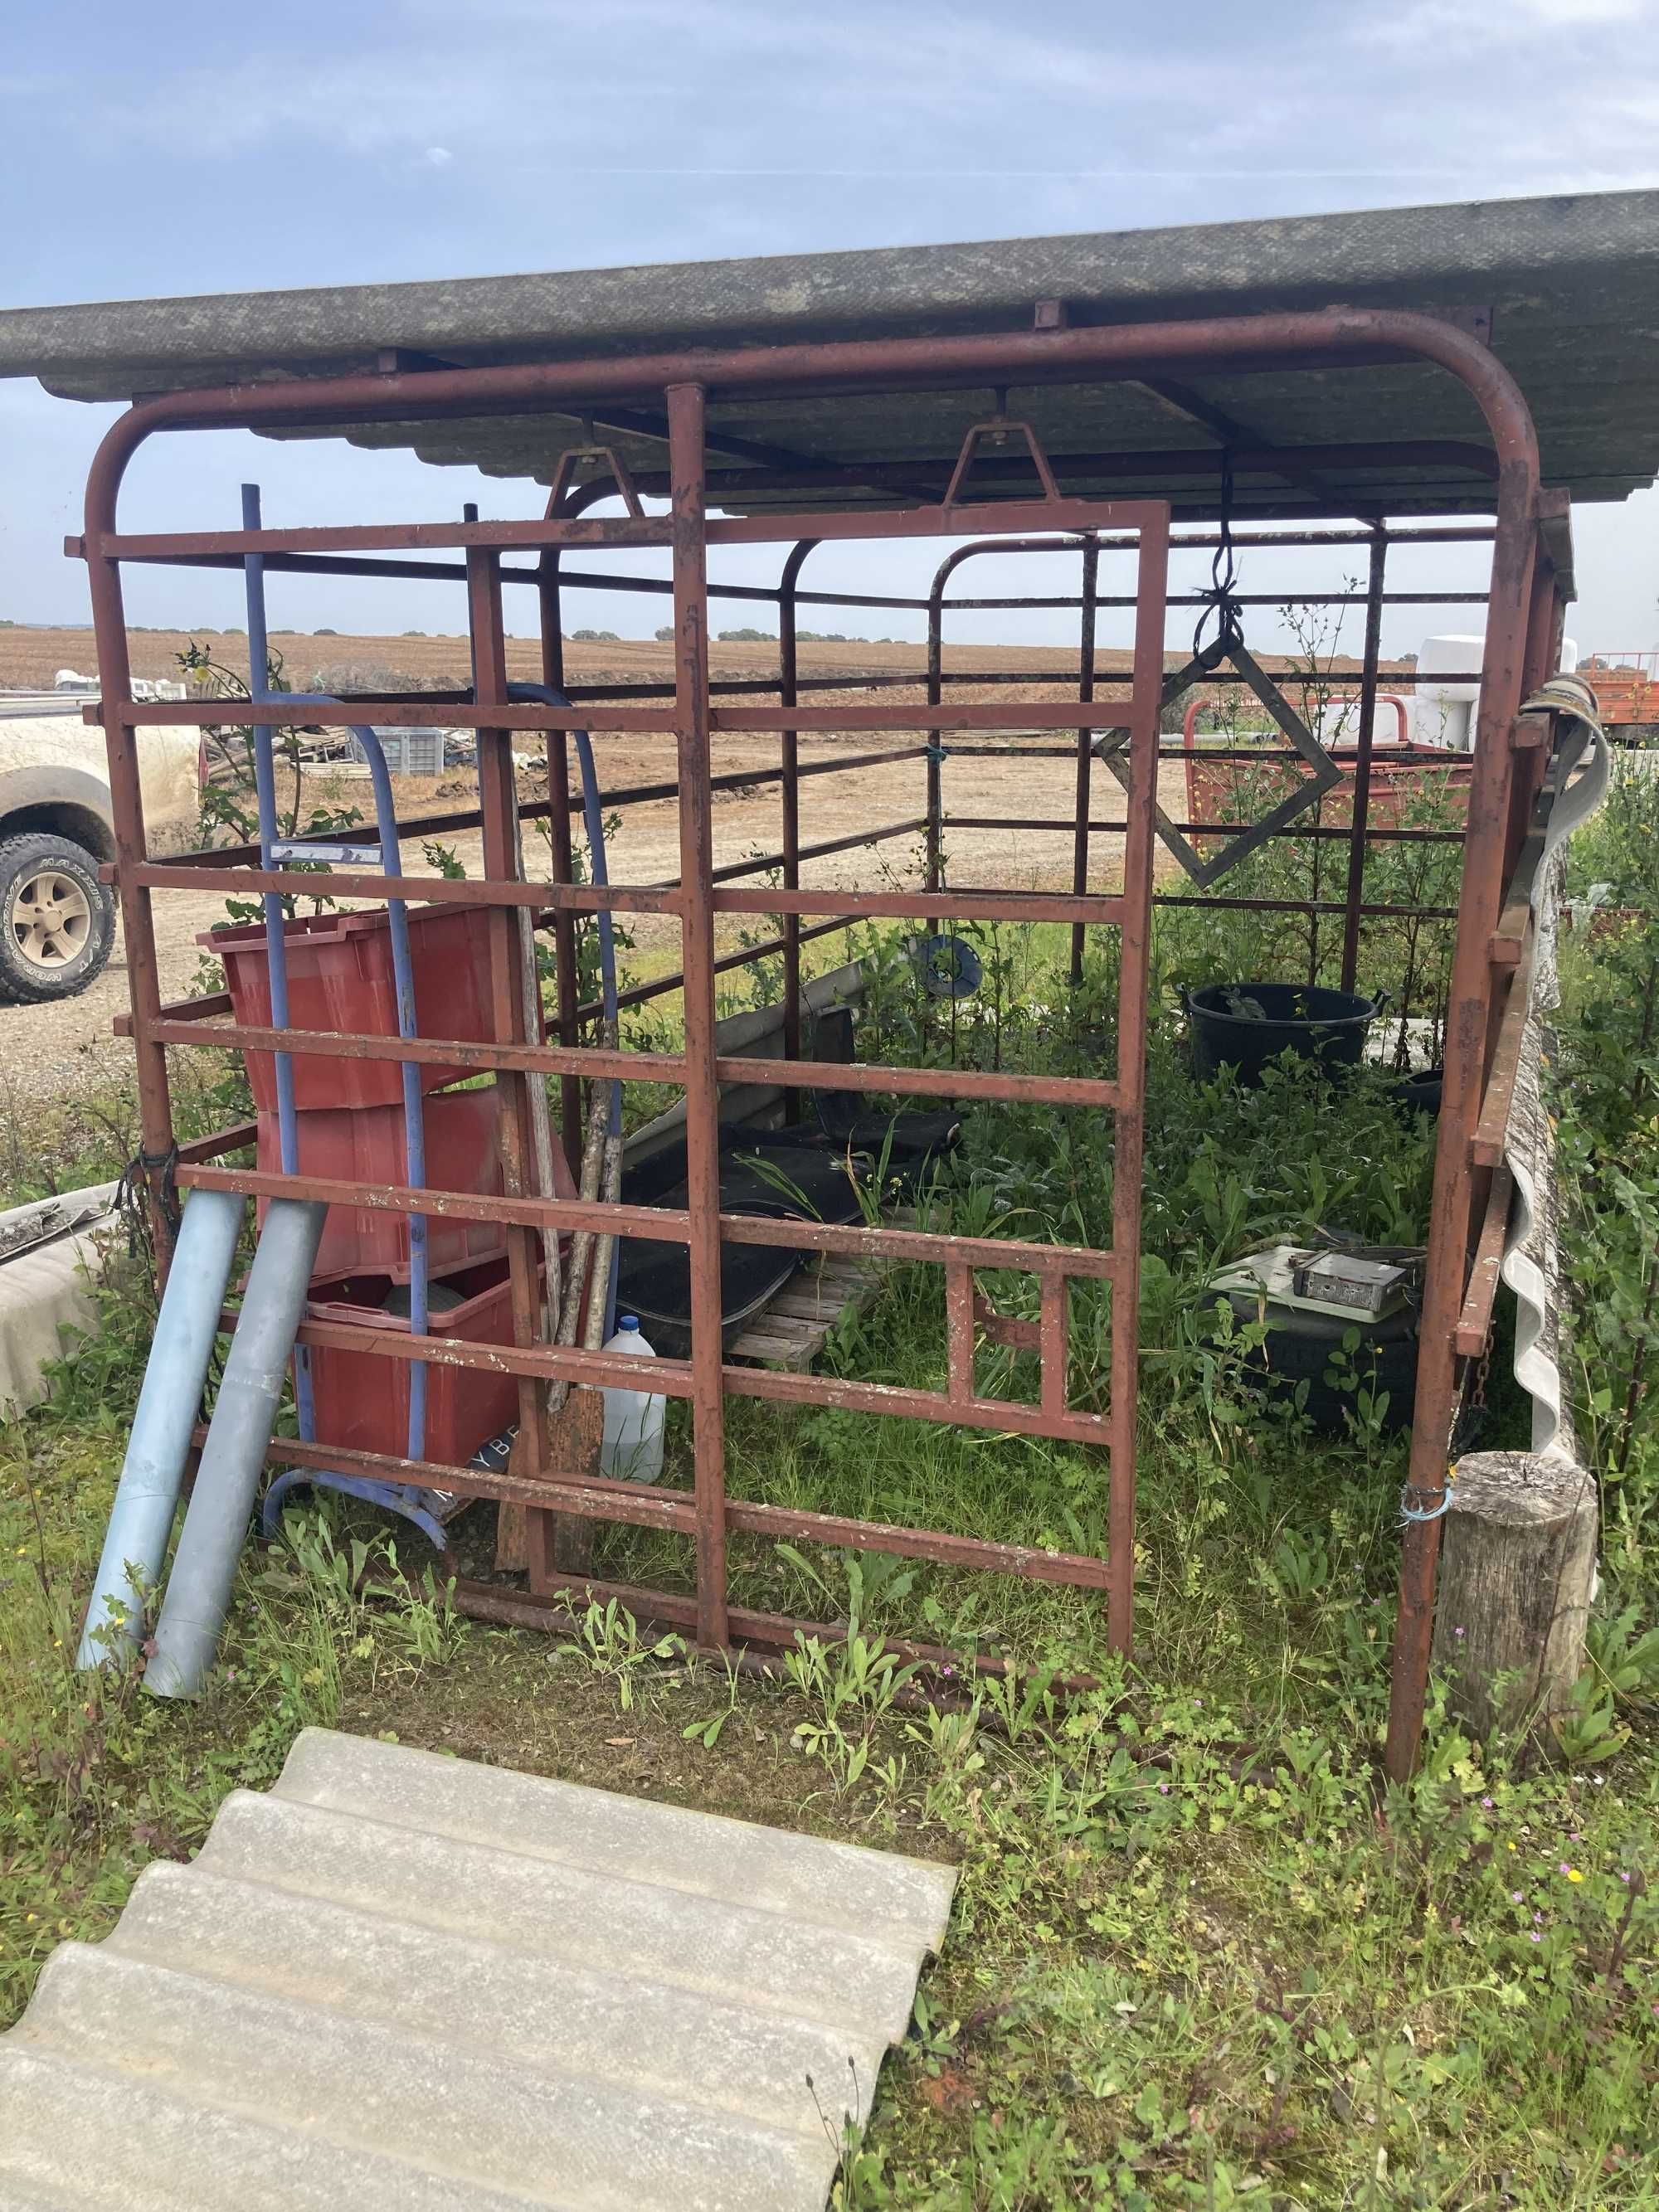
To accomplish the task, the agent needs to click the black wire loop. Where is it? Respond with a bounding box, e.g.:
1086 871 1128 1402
1192 450 1246 662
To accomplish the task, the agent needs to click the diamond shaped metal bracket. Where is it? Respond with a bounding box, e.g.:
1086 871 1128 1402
1091 632 1344 889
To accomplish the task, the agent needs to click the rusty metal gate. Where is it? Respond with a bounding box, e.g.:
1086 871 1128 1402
71 306 1559 1776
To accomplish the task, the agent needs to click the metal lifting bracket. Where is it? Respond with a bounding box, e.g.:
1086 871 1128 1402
546 432 645 518
944 391 1062 508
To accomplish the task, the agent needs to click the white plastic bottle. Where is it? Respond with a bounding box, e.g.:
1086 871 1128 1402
599 1315 666 1483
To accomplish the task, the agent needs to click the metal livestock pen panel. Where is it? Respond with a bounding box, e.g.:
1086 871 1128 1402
68 304 1559 1778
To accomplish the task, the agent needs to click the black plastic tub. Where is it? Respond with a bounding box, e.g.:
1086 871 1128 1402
613 1201 803 1359
1187 983 1385 1086
1392 1065 1444 1120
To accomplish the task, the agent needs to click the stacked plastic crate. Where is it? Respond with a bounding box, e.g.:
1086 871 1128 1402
210 903 570 1466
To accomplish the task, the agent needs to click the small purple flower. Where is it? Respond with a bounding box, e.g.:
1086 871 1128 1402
1530 1931 1542 1943
1620 1872 1632 1885
1535 1911 1545 1924
1511 1890 1524 1903
1481 1796 1494 1810
1453 1626 1466 1640
1157 1782 1170 1795
1559 1862 1572 1876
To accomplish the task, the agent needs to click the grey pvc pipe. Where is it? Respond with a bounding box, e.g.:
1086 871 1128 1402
144 1197 327 1699
77 1188 246 1670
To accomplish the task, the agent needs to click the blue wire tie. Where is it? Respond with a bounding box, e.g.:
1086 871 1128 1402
1400 1472 1456 1524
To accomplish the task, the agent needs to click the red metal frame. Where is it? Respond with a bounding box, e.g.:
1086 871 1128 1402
73 304 1563 1777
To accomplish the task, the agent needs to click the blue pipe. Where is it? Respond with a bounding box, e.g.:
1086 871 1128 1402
508 683 620 1334
242 486 428 1464
144 1198 329 1698
241 488 315 1439
77 1188 247 1669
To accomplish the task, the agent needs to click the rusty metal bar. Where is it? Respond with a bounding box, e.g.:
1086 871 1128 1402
944 1263 975 1404
98 515 675 560
151 1017 684 1085
777 538 816 1115
573 916 849 1024
703 816 927 887
181 1158 1118 1280
468 542 551 1494
1040 1274 1069 1419
85 574 175 1269
1070 534 1100 982
177 1118 256 1164
293 1313 696 1395
1107 504 1172 1655
709 887 1125 924
714 1053 1120 1110
1384 450 1540 1785
727 1360 1109 1445
1455 1162 1515 1358
538 523 584 1179
669 382 731 1650
924 549 946 893
164 743 931 875
130 860 682 914
1340 532 1389 992
1155 894 1457 920
946 815 1463 845
266 1427 1116 1590
109 518 1495 591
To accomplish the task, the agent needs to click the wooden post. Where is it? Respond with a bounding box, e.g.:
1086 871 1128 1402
1428 1451 1598 1740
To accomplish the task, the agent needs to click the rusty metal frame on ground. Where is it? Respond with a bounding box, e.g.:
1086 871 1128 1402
72 304 1567 1779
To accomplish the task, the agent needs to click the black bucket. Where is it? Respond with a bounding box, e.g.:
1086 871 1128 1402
1187 982 1386 1086
1392 1065 1444 1120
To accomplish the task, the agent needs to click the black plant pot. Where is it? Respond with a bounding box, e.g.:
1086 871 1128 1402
1187 982 1386 1087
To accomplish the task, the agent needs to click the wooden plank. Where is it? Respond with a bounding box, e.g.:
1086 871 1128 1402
727 1204 915 1371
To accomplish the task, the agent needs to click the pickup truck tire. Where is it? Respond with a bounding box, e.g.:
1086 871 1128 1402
0 833 116 1004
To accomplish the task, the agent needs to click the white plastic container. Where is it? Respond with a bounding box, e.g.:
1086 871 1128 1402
599 1316 666 1483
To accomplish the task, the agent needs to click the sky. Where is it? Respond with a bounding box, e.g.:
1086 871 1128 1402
2 0 1657 665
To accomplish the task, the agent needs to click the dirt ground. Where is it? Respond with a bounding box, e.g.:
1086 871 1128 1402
1 624 1350 1096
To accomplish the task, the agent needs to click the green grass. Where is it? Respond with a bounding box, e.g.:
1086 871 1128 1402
2 785 1657 2204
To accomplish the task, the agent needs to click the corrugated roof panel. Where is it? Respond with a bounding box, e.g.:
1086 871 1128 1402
0 1728 956 2211
1 190 1656 514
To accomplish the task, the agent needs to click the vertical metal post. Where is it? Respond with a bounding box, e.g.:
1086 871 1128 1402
1106 506 1171 1655
1070 533 1100 984
925 568 945 893
538 540 584 1179
467 546 552 1526
1340 531 1389 994
84 529 178 1275
667 382 730 1650
778 539 817 1116
1385 470 1537 1782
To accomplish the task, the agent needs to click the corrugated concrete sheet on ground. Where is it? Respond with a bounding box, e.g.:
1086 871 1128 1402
0 1727 956 2210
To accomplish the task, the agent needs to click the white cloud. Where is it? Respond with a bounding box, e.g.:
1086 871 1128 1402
1361 0 1646 49
424 146 453 168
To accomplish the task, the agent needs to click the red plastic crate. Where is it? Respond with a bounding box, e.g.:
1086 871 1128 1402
203 903 498 1111
255 1082 547 1282
304 1255 531 1466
